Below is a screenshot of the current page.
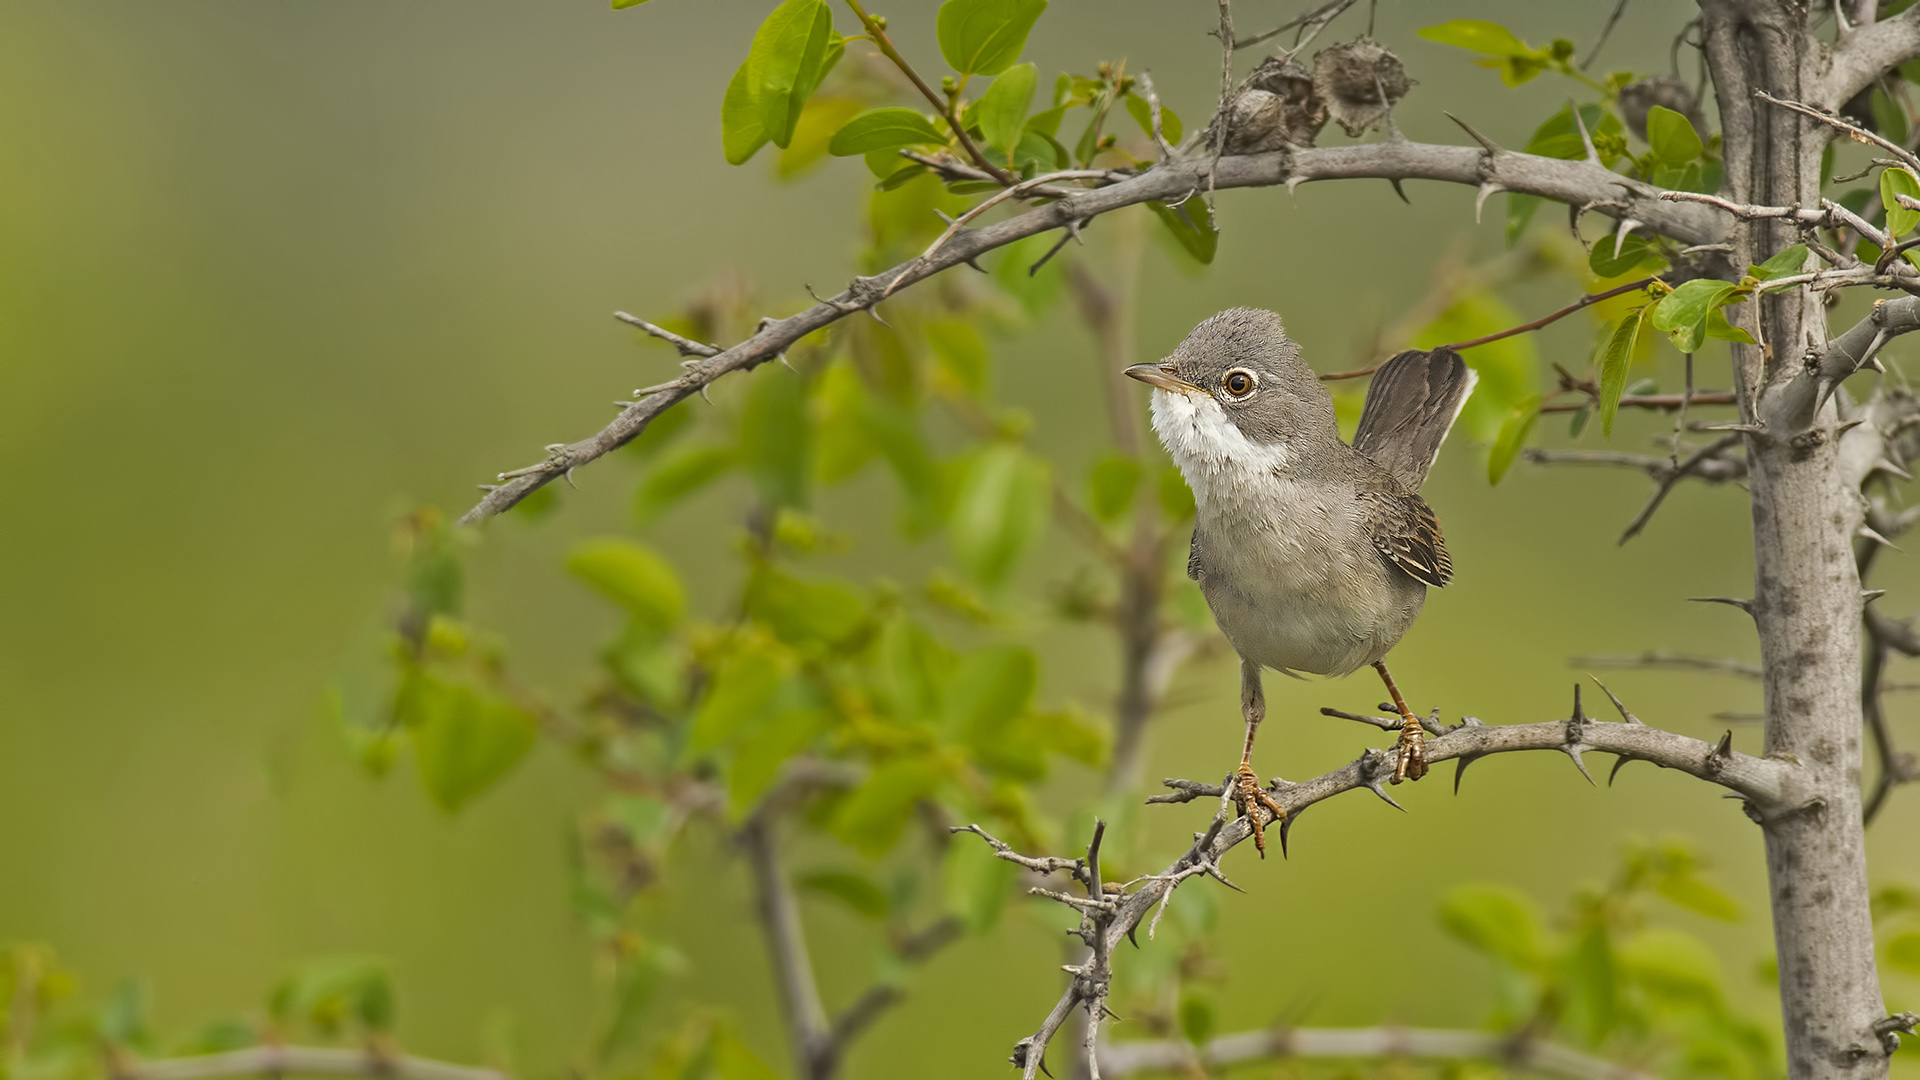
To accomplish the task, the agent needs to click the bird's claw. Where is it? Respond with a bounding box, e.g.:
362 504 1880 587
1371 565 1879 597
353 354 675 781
1233 763 1285 857
1392 714 1428 784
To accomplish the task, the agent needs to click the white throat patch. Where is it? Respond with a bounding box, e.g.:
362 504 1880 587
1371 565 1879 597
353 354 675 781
1149 387 1292 505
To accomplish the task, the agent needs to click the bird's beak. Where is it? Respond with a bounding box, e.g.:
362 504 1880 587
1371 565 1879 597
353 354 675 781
1124 362 1201 395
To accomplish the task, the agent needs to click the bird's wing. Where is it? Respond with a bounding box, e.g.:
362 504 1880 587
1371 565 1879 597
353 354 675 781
1357 488 1453 587
1350 346 1477 491
1187 529 1204 581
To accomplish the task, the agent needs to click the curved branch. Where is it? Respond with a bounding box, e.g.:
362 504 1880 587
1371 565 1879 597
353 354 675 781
1099 1026 1652 1080
115 1047 505 1080
460 144 1727 524
1823 6 1920 111
986 696 1808 1079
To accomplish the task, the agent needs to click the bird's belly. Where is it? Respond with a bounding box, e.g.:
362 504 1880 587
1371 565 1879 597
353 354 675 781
1199 520 1424 677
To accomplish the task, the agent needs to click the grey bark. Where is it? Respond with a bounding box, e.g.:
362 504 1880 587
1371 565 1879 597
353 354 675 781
1700 3 1891 1076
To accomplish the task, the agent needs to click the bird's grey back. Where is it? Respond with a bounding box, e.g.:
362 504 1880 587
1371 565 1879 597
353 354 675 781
1350 347 1476 490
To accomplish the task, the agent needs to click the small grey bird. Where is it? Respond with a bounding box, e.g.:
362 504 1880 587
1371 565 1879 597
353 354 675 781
1126 308 1475 854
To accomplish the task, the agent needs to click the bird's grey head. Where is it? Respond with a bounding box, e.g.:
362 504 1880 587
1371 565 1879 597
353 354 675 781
1124 308 1338 448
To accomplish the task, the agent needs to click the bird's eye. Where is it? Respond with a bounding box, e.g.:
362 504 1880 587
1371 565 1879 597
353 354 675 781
1223 370 1255 397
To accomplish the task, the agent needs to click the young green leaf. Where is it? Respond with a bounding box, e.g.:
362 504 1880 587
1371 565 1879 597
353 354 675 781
566 538 687 636
721 62 771 165
832 756 947 855
1418 19 1534 56
1123 93 1183 144
1588 231 1662 278
948 445 1048 586
1620 928 1724 1004
739 367 813 509
1648 278 1737 354
1703 306 1756 344
633 444 736 523
745 0 841 150
612 0 654 8
1597 308 1648 437
936 0 1048 76
943 838 1018 932
1146 197 1218 264
829 107 947 156
1884 166 1920 237
797 868 891 919
687 649 787 756
1439 884 1546 971
975 62 1037 156
1748 243 1809 281
405 677 538 813
1645 105 1703 164
1487 394 1542 485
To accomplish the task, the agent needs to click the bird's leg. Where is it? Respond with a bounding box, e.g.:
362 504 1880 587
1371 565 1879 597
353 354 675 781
1233 655 1285 856
1373 659 1428 784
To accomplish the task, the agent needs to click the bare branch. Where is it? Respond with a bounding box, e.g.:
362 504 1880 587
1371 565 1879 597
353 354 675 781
1573 651 1762 679
1099 1026 1653 1080
462 144 1727 522
1824 5 1920 111
994 698 1808 1078
739 816 831 1080
115 1048 505 1080
1753 90 1920 176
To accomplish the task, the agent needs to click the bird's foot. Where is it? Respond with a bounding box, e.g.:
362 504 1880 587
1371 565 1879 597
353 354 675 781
1233 763 1285 857
1392 712 1428 784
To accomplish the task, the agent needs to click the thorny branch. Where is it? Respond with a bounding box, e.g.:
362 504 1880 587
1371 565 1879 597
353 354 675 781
1098 1024 1653 1080
978 685 1809 1080
462 138 1728 523
109 1048 505 1080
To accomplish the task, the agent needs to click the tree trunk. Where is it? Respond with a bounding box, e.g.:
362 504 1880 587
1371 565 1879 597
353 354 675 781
1700 3 1891 1075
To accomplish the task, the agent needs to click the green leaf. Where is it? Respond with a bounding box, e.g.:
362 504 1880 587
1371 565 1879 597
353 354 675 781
1621 927 1723 1004
1178 993 1217 1047
799 869 892 919
1646 104 1703 164
612 0 654 7
1145 196 1217 264
829 107 947 156
780 96 866 178
1588 232 1662 278
947 644 1037 767
271 958 395 1036
832 756 946 855
943 839 1017 932
634 444 735 522
949 445 1049 587
1418 19 1535 57
1887 931 1920 974
1704 306 1756 344
1439 884 1546 970
1523 104 1624 164
1885 167 1920 238
1123 93 1182 143
1024 102 1069 138
729 707 831 815
976 62 1037 156
744 0 841 150
936 0 1048 75
1597 308 1648 436
1656 873 1742 922
744 566 867 649
1413 291 1536 440
401 674 538 813
566 539 686 636
595 942 686 1066
721 61 770 166
1649 278 1737 354
740 368 813 509
687 649 787 756
1749 243 1810 281
925 318 990 395
1086 453 1141 521
1563 923 1619 1044
1488 395 1542 485
993 232 1071 314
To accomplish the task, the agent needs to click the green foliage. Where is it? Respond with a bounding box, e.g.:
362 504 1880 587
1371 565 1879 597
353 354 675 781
721 0 844 164
936 0 1047 76
1487 394 1541 485
1598 305 1650 436
948 444 1050 587
568 538 687 637
270 957 396 1036
1123 92 1182 144
1418 19 1582 87
1145 196 1218 265
1646 105 1703 165
975 63 1038 157
828 107 946 156
1884 166 1920 238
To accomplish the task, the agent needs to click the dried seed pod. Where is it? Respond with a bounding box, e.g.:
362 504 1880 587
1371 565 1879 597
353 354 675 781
1312 38 1411 137
1618 75 1706 141
1200 55 1326 154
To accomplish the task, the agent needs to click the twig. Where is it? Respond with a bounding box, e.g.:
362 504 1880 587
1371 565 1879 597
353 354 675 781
1441 278 1656 352
1618 433 1746 543
1754 89 1920 176
1571 651 1762 679
614 311 721 358
1232 0 1356 54
114 1048 506 1080
1581 0 1633 70
1099 1026 1654 1079
843 0 1013 184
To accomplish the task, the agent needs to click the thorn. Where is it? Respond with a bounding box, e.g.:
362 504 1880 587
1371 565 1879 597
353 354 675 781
1278 811 1298 859
1691 596 1757 615
1875 458 1914 481
562 467 578 490
1389 178 1411 204
1608 754 1637 786
699 384 714 405
1475 181 1505 224
1588 675 1645 725
1570 100 1603 165
1572 682 1586 722
1564 744 1597 785
778 353 797 373
1444 112 1503 155
1613 217 1644 258
476 483 499 492
1865 588 1889 604
1860 524 1901 549
864 304 891 328
1836 417 1869 435
1127 925 1140 948
1713 730 1735 758
1202 859 1245 892
964 256 988 273
1285 175 1307 199
1453 753 1481 795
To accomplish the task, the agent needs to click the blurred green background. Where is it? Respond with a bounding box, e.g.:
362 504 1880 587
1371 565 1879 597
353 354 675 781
4 0 1918 1076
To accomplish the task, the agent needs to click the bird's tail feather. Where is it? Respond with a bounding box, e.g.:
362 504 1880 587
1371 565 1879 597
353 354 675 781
1350 347 1476 490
